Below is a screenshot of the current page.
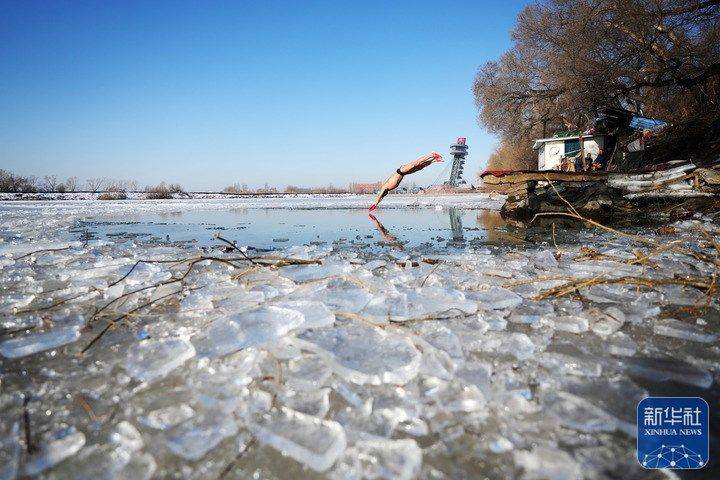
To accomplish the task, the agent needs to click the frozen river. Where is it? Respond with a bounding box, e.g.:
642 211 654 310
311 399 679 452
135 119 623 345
0 195 718 479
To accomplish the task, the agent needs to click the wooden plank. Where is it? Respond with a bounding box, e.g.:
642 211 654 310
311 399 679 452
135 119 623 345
482 171 607 185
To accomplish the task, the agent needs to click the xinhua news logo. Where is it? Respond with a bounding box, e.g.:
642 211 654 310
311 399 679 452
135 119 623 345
637 397 709 469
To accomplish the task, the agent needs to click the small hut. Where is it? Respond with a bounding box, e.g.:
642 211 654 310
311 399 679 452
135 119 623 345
532 134 606 171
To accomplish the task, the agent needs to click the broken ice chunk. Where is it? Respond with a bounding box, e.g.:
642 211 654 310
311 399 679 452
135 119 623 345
125 338 195 382
363 286 477 321
304 280 375 312
590 311 624 338
414 322 464 360
551 377 645 437
297 323 421 385
140 404 195 430
252 407 346 472
514 446 582 480
203 306 304 357
0 292 36 313
280 260 352 282
111 421 144 453
24 430 86 476
332 439 422 480
505 333 536 361
653 318 717 343
443 385 487 413
285 355 333 392
114 452 157 480
147 282 182 304
165 411 238 461
488 436 514 454
533 250 559 269
279 388 331 418
0 313 42 332
552 315 589 334
545 391 625 434
457 361 493 398
656 284 710 306
469 286 522 310
538 352 602 377
273 300 335 329
508 301 553 326
404 286 478 318
623 357 713 388
580 284 631 303
607 332 637 357
0 325 80 359
364 259 386 271
0 422 21 480
332 381 369 411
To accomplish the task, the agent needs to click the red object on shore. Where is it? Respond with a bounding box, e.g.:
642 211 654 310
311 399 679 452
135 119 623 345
479 170 514 178
369 204 377 212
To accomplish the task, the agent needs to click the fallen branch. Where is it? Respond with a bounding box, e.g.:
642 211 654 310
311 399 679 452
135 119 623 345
76 395 98 422
81 284 199 354
214 234 259 265
531 211 719 268
15 246 72 260
217 437 257 479
420 262 443 287
534 275 714 300
15 287 101 316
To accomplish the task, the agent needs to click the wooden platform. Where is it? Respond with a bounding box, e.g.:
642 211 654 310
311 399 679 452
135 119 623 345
480 163 720 218
480 171 608 185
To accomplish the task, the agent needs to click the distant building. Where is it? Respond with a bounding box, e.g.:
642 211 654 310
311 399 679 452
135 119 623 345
532 134 606 171
349 181 381 194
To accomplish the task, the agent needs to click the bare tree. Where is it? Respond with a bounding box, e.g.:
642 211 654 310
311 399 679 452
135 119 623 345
41 175 59 192
144 182 186 199
0 170 37 192
473 0 720 169
64 176 79 192
86 178 106 193
224 183 243 194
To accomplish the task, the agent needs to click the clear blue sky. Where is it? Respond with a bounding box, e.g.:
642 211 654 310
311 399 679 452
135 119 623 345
0 0 528 190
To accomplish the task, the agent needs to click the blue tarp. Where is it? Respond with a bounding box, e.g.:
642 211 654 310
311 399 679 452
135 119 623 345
629 116 666 131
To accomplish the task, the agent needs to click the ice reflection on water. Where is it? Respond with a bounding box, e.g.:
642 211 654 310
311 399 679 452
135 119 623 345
73 207 527 250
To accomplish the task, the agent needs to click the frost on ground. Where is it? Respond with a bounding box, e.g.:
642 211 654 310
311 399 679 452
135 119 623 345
0 198 718 479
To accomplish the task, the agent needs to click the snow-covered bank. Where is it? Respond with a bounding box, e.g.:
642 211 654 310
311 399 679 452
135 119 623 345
0 193 506 214
0 190 506 205
0 201 718 478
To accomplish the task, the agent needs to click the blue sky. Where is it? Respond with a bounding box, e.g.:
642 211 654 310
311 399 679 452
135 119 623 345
0 0 528 190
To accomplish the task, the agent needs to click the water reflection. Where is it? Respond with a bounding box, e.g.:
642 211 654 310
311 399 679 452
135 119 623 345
449 207 464 243
368 207 508 248
368 213 404 250
475 209 529 244
79 206 539 251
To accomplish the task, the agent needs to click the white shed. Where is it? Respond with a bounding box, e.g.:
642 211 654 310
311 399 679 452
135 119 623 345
532 134 605 171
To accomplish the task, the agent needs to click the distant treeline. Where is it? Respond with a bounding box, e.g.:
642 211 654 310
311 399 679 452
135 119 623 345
0 169 352 197
223 183 351 194
0 169 187 199
0 170 140 194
